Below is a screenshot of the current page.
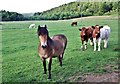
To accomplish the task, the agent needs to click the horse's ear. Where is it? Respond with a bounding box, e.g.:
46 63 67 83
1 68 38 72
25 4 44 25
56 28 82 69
79 28 81 31
86 28 89 31
44 25 47 28
38 25 41 30
38 25 40 27
100 26 103 28
91 26 95 29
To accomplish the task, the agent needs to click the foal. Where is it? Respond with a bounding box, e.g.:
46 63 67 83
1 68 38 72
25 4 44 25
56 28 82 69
37 25 67 79
79 26 93 50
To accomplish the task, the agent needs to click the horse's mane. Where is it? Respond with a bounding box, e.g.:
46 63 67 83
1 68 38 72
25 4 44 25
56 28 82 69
47 36 53 47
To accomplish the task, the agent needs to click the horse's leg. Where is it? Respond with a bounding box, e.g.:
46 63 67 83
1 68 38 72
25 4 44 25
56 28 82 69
104 38 108 48
61 52 64 59
71 24 73 26
98 38 101 51
42 58 47 74
90 37 93 46
81 40 84 50
93 38 96 51
59 55 62 67
48 57 52 79
40 57 47 74
85 39 88 50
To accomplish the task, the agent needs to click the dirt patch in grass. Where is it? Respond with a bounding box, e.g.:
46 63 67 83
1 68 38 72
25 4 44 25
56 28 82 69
81 71 119 82
113 47 120 52
67 70 119 82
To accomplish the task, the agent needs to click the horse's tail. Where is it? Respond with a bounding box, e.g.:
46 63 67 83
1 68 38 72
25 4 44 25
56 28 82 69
63 36 67 51
60 35 67 59
58 34 67 50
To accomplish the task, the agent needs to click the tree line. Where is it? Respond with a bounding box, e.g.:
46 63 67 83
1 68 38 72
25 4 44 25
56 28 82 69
1 10 24 21
1 1 119 21
32 2 118 20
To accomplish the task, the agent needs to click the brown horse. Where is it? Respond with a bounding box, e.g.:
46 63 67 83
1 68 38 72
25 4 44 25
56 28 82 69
71 22 77 26
79 26 94 50
37 25 67 79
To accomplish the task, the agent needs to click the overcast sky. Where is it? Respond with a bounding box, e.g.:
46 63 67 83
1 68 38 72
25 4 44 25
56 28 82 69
1 0 76 13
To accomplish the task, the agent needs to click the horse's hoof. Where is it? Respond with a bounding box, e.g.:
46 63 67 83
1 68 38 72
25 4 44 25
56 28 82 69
43 72 47 74
60 64 62 67
48 77 51 79
80 48 84 51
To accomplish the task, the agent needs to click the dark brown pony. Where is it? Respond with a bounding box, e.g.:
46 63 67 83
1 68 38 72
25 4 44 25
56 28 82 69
71 22 77 26
37 25 67 79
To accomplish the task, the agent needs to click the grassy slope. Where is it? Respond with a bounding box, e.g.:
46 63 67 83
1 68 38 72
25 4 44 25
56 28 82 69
2 16 118 82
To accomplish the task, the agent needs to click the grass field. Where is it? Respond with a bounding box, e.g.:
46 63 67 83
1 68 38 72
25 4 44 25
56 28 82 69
1 16 119 82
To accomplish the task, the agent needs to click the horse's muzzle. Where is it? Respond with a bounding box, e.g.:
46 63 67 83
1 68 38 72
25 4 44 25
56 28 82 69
41 45 47 49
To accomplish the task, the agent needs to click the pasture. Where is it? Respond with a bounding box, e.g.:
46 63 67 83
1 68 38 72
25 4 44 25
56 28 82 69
1 16 119 82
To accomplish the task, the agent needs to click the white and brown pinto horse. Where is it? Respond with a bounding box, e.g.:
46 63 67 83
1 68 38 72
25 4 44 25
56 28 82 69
79 26 93 50
92 25 110 51
37 25 67 79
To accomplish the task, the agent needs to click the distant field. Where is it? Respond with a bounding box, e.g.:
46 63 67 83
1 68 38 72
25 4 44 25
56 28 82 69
1 16 119 82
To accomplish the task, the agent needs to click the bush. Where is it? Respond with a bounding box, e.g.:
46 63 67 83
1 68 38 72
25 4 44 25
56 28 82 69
97 11 104 16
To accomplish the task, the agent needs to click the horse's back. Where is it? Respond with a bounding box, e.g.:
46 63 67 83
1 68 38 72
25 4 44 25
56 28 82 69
100 25 110 39
52 34 67 42
52 34 67 49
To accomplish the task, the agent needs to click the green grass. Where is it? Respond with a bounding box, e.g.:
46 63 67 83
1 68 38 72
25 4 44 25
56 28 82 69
1 16 119 82
0 24 2 84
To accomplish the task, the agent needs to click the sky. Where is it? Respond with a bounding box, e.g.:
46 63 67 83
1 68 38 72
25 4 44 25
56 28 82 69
1 0 76 13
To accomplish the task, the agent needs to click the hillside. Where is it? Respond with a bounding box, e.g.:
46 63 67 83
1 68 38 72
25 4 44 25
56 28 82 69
1 1 119 21
31 1 118 20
